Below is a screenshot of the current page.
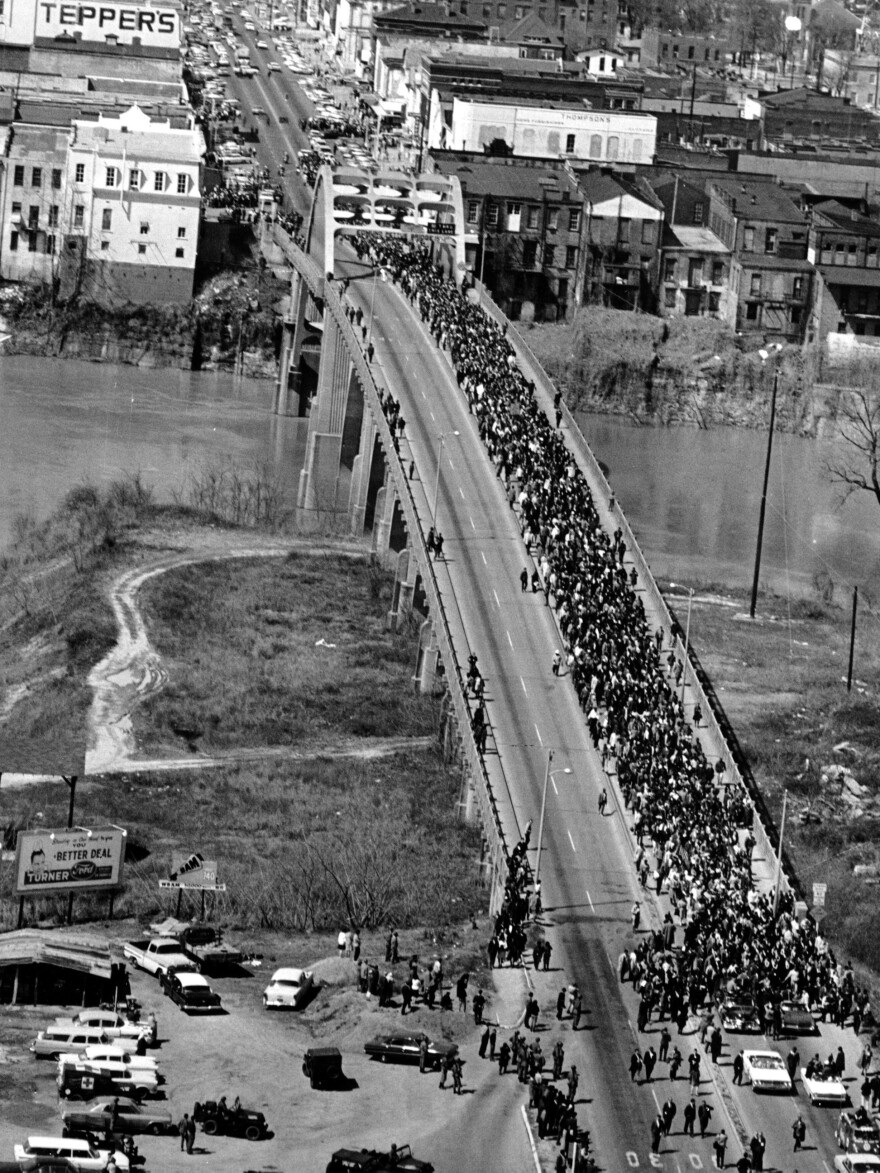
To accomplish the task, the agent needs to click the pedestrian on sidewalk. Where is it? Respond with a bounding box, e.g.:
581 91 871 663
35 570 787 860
630 1050 643 1082
520 567 529 591
713 1131 728 1169
698 1102 713 1137
598 788 608 815
552 650 562 676
792 1117 806 1152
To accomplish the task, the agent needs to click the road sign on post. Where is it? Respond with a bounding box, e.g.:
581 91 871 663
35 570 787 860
158 852 226 892
812 882 827 909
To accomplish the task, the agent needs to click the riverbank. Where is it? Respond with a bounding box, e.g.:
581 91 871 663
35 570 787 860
0 269 284 376
526 306 876 438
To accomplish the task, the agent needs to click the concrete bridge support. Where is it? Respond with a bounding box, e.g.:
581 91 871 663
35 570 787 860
297 316 353 522
348 409 379 536
415 618 440 694
274 270 311 417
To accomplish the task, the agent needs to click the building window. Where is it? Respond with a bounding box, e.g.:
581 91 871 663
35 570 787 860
847 244 858 266
102 208 112 231
523 240 537 267
48 205 59 227
11 202 20 215
566 245 577 268
868 246 879 268
688 258 703 286
745 302 759 321
9 230 18 252
177 226 187 238
547 208 559 231
175 247 185 258
708 291 720 311
749 274 761 295
104 167 115 187
566 133 576 153
544 244 555 267
140 222 150 235
75 163 85 183
138 243 147 254
13 165 24 187
28 232 37 253
547 131 560 153
486 204 499 228
619 218 631 241
743 226 755 251
765 228 777 254
606 136 619 160
642 221 654 244
664 287 676 308
497 2 506 13
31 167 42 187
130 169 141 190
154 173 166 192
568 208 580 232
527 206 539 230
590 133 602 157
73 205 84 228
693 201 704 226
790 305 802 325
177 173 188 194
101 241 110 251
52 168 62 190
687 44 694 59
467 200 479 223
28 205 38 227
711 261 723 284
47 235 56 254
792 276 804 298
664 257 676 281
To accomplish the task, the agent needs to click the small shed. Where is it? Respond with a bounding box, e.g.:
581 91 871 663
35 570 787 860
0 929 119 1006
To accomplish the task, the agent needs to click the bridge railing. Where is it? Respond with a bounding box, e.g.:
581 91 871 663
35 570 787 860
275 228 513 907
473 284 794 900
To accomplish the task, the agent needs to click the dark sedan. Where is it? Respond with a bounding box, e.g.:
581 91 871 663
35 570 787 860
363 1033 457 1069
779 1000 817 1035
718 997 762 1033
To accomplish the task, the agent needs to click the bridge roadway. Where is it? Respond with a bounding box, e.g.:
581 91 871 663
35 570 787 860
341 255 853 1173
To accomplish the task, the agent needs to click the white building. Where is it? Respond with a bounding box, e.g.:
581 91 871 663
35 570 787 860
0 104 204 304
430 95 657 166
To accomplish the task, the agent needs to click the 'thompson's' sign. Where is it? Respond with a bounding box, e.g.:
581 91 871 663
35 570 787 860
37 2 180 46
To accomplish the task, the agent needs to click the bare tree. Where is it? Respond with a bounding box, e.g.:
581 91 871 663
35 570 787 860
827 390 880 508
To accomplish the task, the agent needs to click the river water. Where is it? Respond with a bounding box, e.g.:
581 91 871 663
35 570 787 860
1 356 876 601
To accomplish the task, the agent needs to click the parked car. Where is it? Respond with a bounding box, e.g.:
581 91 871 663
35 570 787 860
58 1063 155 1103
363 1033 457 1069
263 967 314 1010
742 1050 793 1093
13 1136 129 1172
123 939 197 978
837 1111 880 1153
303 1047 345 1089
779 1000 817 1035
53 1011 157 1046
718 997 761 1033
60 1098 174 1137
66 1046 158 1073
58 1059 160 1098
192 1100 269 1141
161 971 223 1013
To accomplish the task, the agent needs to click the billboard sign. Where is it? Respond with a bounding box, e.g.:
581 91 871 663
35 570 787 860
35 2 180 49
15 826 126 895
158 852 226 892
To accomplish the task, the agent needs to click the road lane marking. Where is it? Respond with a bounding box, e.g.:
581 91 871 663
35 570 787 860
481 552 488 565
459 487 465 499
534 723 542 745
586 889 595 912
521 677 528 695
506 631 514 650
551 777 558 796
470 516 476 530
493 590 500 608
430 411 435 421
448 459 455 470
568 830 577 852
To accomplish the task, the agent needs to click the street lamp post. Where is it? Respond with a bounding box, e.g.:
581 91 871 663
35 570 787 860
367 266 386 347
431 430 459 523
749 349 781 619
534 751 572 890
680 587 694 706
772 788 789 916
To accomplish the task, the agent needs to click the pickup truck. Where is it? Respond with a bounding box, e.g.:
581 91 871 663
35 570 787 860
123 938 198 977
149 919 244 971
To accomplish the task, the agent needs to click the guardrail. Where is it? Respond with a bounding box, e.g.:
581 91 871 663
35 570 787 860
274 229 513 908
474 283 795 902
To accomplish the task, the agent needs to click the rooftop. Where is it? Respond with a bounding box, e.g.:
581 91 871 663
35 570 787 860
433 158 577 200
665 225 730 252
0 930 113 978
710 177 806 223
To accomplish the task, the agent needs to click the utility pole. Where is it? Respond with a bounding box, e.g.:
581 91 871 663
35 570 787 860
750 365 779 619
772 789 789 917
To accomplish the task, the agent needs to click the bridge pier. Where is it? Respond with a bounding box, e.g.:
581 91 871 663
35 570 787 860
349 408 379 535
297 317 352 524
274 270 310 417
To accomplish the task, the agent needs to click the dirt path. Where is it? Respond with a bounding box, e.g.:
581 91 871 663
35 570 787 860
85 532 369 775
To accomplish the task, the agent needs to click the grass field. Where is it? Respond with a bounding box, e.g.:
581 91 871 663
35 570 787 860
0 750 485 932
134 552 437 755
663 577 880 975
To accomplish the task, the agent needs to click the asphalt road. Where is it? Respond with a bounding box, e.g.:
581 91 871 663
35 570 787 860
342 257 863 1173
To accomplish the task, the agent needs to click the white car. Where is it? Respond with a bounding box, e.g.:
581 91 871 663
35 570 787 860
742 1049 793 1092
61 1044 159 1072
263 966 315 1009
803 1068 848 1105
835 1158 880 1173
54 1009 156 1044
14 1135 130 1170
